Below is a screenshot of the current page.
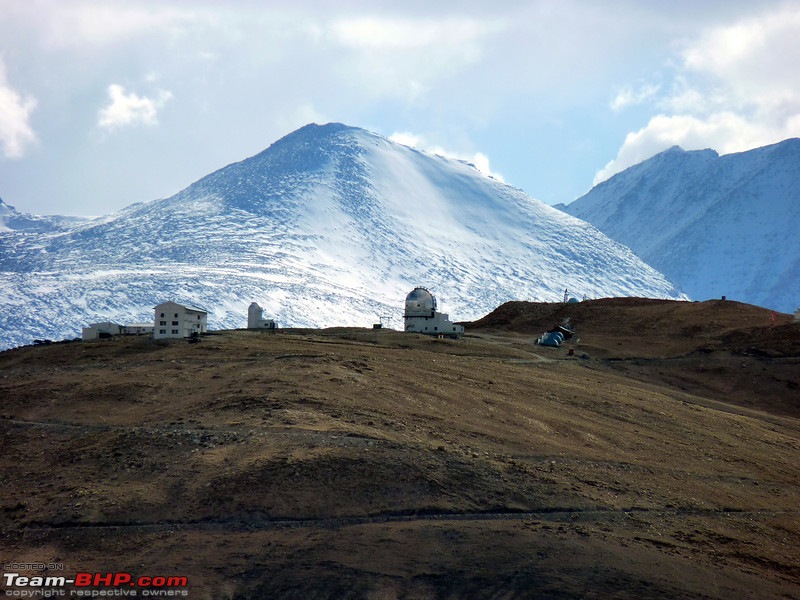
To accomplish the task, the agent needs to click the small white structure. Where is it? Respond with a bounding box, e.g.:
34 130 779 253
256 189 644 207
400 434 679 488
403 287 464 337
82 321 124 340
247 302 277 329
125 323 155 335
154 301 208 340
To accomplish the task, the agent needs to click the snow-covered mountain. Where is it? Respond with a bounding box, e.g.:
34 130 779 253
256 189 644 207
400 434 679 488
0 123 684 349
0 198 90 233
559 139 800 313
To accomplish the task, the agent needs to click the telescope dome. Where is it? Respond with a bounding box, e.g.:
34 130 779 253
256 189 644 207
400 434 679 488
404 287 436 317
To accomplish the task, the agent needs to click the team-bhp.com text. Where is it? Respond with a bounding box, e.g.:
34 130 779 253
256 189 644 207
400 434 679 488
4 573 189 597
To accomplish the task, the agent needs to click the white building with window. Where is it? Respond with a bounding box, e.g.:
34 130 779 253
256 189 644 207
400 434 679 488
247 302 277 329
154 301 208 340
403 287 464 337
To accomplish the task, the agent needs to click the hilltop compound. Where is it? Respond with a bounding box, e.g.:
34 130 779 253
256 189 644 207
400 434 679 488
403 287 464 338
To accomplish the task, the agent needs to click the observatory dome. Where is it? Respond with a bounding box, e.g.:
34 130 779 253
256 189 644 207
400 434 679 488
405 287 437 317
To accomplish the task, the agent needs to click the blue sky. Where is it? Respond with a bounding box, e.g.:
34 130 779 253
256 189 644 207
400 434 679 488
1 0 799 216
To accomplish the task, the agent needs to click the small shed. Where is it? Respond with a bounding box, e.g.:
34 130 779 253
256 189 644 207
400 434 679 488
82 321 124 340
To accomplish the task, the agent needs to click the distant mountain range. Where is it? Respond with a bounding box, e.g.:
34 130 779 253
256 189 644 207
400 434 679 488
0 123 683 349
559 139 800 313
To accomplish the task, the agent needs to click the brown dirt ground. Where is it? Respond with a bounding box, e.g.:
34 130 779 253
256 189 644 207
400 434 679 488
1 298 799 599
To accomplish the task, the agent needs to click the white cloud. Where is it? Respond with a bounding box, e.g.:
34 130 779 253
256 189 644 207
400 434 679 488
600 5 800 183
275 102 328 135
389 130 505 182
329 16 497 50
97 84 172 131
681 6 800 115
610 82 660 112
0 59 37 159
322 15 504 103
659 77 718 114
594 113 768 184
388 132 422 148
42 3 199 48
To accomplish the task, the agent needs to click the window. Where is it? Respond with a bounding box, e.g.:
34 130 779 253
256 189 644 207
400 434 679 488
174 313 178 318
159 321 166 326
172 329 179 334
197 315 201 320
159 329 166 334
160 313 164 317
172 321 179 325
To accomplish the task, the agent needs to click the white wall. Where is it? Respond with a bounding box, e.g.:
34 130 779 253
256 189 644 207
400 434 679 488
404 312 464 336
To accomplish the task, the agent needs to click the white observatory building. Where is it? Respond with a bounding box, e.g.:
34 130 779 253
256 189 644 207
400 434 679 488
403 287 464 337
154 301 207 340
247 302 277 329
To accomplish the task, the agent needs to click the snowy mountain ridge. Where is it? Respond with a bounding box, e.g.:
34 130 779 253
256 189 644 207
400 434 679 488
0 197 90 233
560 139 800 313
0 123 685 350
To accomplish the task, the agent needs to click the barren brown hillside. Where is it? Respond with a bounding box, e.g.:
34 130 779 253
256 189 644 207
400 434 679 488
1 298 799 599
469 298 800 417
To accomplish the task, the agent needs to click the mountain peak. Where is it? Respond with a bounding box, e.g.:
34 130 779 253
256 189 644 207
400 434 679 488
564 138 800 312
655 145 718 160
0 197 16 215
262 122 373 153
266 122 359 148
